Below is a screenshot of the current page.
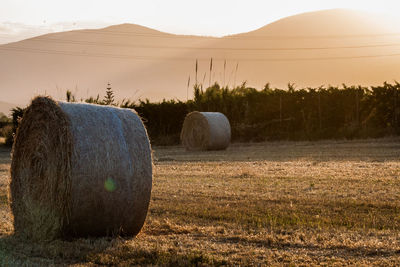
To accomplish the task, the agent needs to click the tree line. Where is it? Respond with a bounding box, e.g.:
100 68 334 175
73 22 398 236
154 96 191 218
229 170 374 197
3 81 400 146
120 82 399 144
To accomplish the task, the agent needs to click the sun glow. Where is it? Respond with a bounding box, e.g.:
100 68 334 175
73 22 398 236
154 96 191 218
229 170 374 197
1 0 400 37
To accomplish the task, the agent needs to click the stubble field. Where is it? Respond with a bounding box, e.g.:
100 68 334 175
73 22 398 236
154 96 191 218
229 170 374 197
0 139 400 265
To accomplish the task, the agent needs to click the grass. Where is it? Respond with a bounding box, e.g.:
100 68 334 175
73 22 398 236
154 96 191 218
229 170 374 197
0 139 400 265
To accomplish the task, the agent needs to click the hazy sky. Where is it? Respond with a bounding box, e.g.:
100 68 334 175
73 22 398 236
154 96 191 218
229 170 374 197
1 0 400 42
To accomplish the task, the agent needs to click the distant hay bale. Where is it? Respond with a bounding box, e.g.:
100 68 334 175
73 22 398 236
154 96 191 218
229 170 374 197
180 111 231 151
10 97 152 240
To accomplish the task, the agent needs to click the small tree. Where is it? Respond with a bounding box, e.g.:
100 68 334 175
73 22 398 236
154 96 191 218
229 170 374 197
5 107 25 146
103 83 115 105
66 90 76 102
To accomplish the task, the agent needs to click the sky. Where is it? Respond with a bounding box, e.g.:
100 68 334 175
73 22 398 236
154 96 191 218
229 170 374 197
1 0 400 43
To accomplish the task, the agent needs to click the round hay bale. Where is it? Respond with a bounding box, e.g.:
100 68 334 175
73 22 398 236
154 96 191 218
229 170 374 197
180 111 231 151
10 97 152 240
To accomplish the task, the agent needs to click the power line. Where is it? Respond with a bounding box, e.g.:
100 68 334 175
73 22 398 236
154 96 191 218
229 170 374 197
2 45 400 62
75 29 400 40
3 27 400 44
25 37 400 51
10 26 396 40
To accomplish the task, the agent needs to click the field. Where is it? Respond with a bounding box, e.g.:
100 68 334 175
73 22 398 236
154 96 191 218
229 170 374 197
1 139 400 265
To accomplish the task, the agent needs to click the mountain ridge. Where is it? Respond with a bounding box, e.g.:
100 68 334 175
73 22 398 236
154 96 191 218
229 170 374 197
1 9 400 106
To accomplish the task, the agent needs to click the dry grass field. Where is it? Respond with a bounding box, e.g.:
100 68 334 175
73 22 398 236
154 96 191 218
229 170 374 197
1 139 400 265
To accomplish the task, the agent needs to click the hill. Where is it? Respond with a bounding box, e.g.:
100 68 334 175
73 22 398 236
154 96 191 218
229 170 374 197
1 9 400 105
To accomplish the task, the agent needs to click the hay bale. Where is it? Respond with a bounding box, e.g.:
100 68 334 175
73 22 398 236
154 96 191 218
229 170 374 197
10 97 152 240
180 111 231 151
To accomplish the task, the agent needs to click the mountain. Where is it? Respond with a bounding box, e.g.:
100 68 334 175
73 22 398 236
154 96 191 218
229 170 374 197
0 23 221 105
241 9 399 36
223 9 400 91
1 9 400 106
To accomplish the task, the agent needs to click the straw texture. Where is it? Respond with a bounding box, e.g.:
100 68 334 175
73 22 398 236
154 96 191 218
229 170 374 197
180 111 231 151
10 97 152 240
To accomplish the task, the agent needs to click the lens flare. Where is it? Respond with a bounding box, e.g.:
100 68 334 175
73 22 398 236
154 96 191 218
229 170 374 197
104 178 116 192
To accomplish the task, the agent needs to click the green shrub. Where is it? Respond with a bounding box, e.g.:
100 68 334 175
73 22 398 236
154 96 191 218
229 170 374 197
7 81 400 146
4 107 24 146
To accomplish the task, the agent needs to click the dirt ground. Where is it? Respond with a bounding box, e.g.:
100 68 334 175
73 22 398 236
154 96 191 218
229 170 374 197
1 139 400 265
